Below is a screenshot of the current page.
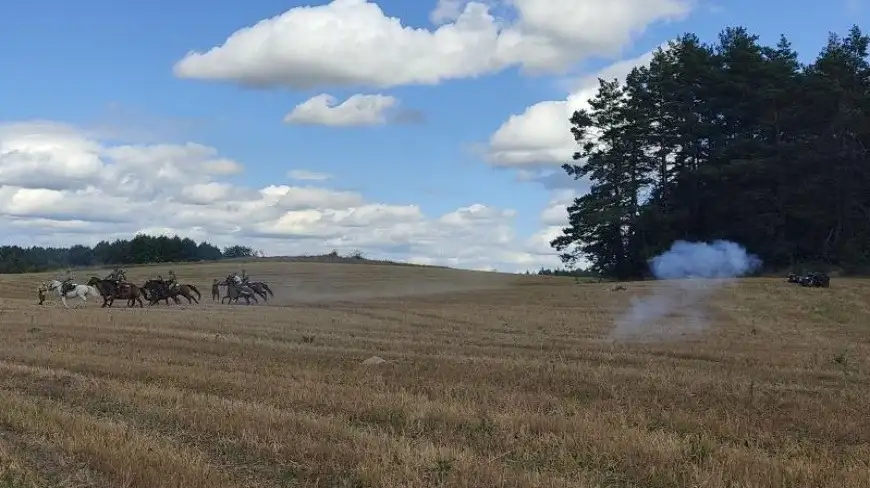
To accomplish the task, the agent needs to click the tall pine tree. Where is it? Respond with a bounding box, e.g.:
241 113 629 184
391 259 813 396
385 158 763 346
551 79 652 279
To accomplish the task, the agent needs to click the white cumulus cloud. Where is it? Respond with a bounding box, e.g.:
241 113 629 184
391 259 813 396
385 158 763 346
0 121 563 272
486 47 661 166
284 93 398 126
173 0 691 89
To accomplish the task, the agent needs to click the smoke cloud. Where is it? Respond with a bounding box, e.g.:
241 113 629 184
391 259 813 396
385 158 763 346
612 240 762 341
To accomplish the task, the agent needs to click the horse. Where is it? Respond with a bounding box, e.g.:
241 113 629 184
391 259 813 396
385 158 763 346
86 277 144 307
211 280 221 301
245 281 274 301
226 274 272 301
179 282 202 301
221 280 258 305
142 279 199 305
141 279 180 305
44 279 101 308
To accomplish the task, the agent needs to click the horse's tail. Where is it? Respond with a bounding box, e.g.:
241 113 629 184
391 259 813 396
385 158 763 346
262 283 274 297
187 284 201 299
87 285 101 297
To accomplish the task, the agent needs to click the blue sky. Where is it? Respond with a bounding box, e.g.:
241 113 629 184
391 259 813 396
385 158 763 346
0 0 866 271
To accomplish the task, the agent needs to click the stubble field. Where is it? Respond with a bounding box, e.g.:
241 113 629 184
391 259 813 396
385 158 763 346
0 260 868 488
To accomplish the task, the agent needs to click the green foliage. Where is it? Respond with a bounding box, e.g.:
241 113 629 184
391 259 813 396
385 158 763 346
553 25 870 279
0 233 237 274
221 245 256 259
535 267 599 278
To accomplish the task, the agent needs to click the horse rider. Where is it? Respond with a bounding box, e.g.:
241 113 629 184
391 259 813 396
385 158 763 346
166 270 178 290
60 271 75 294
106 267 126 282
240 268 249 283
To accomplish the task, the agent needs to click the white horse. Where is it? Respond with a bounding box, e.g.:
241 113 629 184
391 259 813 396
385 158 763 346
44 280 101 308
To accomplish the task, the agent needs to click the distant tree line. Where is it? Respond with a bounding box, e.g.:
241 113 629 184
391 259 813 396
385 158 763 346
552 25 870 280
528 267 600 278
0 234 258 274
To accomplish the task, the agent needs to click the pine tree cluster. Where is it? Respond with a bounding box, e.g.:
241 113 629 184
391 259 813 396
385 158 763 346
552 26 870 280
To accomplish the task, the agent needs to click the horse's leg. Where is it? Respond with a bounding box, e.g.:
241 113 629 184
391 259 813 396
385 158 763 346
61 295 69 309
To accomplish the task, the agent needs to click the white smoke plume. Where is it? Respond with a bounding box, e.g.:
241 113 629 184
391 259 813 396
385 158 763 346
611 240 762 341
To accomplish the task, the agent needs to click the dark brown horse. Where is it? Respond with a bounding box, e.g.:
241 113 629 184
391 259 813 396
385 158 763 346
87 277 144 307
141 279 179 305
142 279 200 305
245 281 274 301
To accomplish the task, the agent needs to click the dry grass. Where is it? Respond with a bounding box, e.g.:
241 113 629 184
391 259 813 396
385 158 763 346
0 261 868 487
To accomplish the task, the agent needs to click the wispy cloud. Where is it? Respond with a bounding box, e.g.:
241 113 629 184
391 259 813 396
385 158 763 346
288 169 332 181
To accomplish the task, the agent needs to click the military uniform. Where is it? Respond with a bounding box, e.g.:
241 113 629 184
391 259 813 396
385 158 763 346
240 269 249 283
37 282 47 305
60 272 75 294
166 270 177 290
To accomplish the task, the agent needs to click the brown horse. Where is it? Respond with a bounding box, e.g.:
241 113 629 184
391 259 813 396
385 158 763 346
87 277 144 307
142 279 200 305
245 281 274 301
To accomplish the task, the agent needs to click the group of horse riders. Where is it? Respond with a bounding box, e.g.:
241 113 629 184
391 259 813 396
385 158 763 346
53 267 250 294
42 267 254 306
57 267 247 293
57 268 179 294
215 269 251 287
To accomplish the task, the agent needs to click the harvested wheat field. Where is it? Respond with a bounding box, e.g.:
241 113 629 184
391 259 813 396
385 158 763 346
0 260 869 488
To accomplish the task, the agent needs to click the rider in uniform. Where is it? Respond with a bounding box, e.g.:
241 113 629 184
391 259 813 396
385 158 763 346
240 268 249 283
106 267 126 282
60 270 75 294
37 282 47 305
166 270 178 291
